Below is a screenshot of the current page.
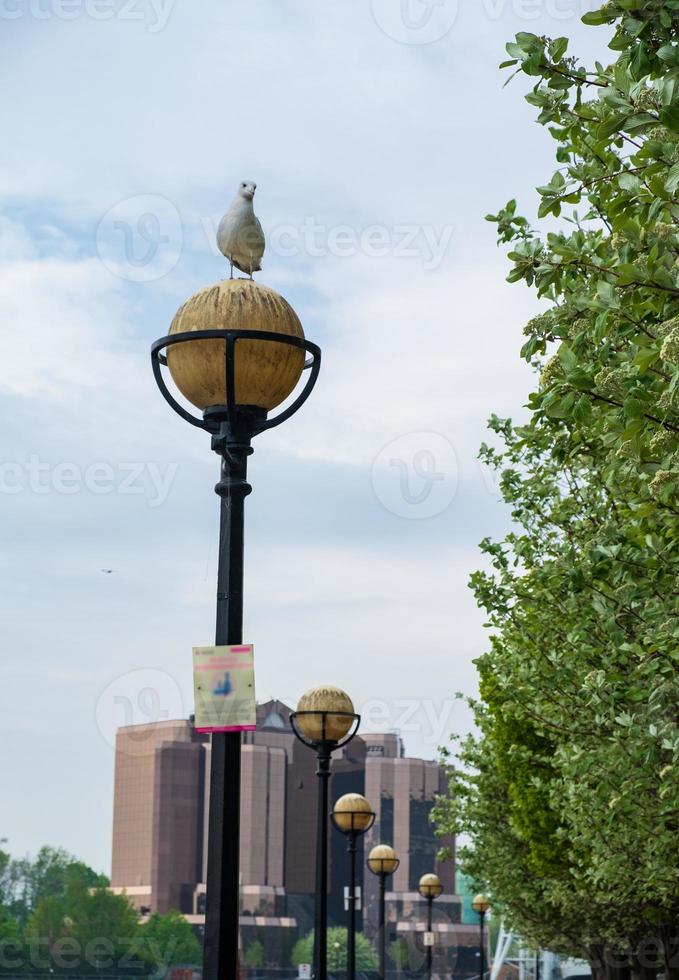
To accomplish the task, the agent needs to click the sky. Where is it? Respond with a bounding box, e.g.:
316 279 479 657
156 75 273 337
0 0 612 875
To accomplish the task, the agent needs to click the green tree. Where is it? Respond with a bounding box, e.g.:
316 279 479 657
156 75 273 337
0 844 108 930
0 904 22 976
0 843 23 948
27 847 108 902
242 938 264 968
140 909 201 968
24 895 69 952
434 2 679 978
0 845 12 907
25 883 142 970
388 937 409 969
0 903 21 953
291 927 378 972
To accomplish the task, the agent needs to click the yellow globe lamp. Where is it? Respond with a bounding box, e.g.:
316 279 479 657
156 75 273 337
167 278 305 411
293 686 357 744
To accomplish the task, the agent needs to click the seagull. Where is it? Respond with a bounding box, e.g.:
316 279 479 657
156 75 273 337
101 569 116 574
216 180 265 279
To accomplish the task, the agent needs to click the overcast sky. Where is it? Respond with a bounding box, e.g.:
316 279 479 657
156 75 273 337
0 0 611 875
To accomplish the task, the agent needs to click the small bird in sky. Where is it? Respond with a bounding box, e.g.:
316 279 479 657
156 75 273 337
101 569 116 574
216 180 265 279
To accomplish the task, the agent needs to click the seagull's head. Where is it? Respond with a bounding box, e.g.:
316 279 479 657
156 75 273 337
238 180 257 201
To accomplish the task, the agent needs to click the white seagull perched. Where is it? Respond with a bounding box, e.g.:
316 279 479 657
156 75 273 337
216 179 265 279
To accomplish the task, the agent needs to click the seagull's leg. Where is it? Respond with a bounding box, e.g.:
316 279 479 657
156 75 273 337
229 259 234 280
249 251 254 280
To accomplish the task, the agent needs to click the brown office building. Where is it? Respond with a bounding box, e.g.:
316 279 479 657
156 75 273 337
111 701 480 969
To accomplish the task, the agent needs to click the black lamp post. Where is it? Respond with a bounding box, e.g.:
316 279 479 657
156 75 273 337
290 688 360 980
472 894 490 980
418 873 443 980
367 844 400 980
151 279 321 980
331 793 376 980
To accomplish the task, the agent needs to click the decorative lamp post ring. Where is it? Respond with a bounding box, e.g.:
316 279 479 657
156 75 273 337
151 328 321 435
289 710 361 751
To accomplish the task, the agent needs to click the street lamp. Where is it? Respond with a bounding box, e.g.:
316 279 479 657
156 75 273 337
151 278 321 980
290 687 360 980
331 793 376 980
471 894 490 980
418 873 443 980
367 844 400 980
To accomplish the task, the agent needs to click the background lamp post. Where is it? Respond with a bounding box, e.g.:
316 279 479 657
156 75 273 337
331 793 376 980
151 279 321 980
418 873 443 980
472 894 491 980
367 844 400 980
289 687 360 980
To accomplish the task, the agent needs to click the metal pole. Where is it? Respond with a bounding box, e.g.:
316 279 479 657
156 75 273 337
314 746 331 980
348 833 357 980
378 873 386 980
203 445 252 980
427 896 433 980
535 950 540 980
479 910 485 980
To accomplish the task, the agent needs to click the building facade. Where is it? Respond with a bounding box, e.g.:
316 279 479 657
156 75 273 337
111 701 480 969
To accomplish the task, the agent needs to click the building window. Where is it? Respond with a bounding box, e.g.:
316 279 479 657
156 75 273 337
380 796 394 847
408 799 436 890
262 711 285 729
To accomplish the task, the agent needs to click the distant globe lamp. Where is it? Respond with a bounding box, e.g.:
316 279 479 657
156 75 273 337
289 688 360 980
367 845 400 980
332 794 376 980
472 894 491 980
472 894 490 915
419 873 443 980
418 873 443 900
292 685 358 745
367 843 400 877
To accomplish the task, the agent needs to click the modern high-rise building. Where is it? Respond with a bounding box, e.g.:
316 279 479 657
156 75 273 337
110 701 482 971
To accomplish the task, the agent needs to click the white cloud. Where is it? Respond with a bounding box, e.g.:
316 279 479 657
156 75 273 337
264 247 539 479
0 215 38 260
0 254 132 397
